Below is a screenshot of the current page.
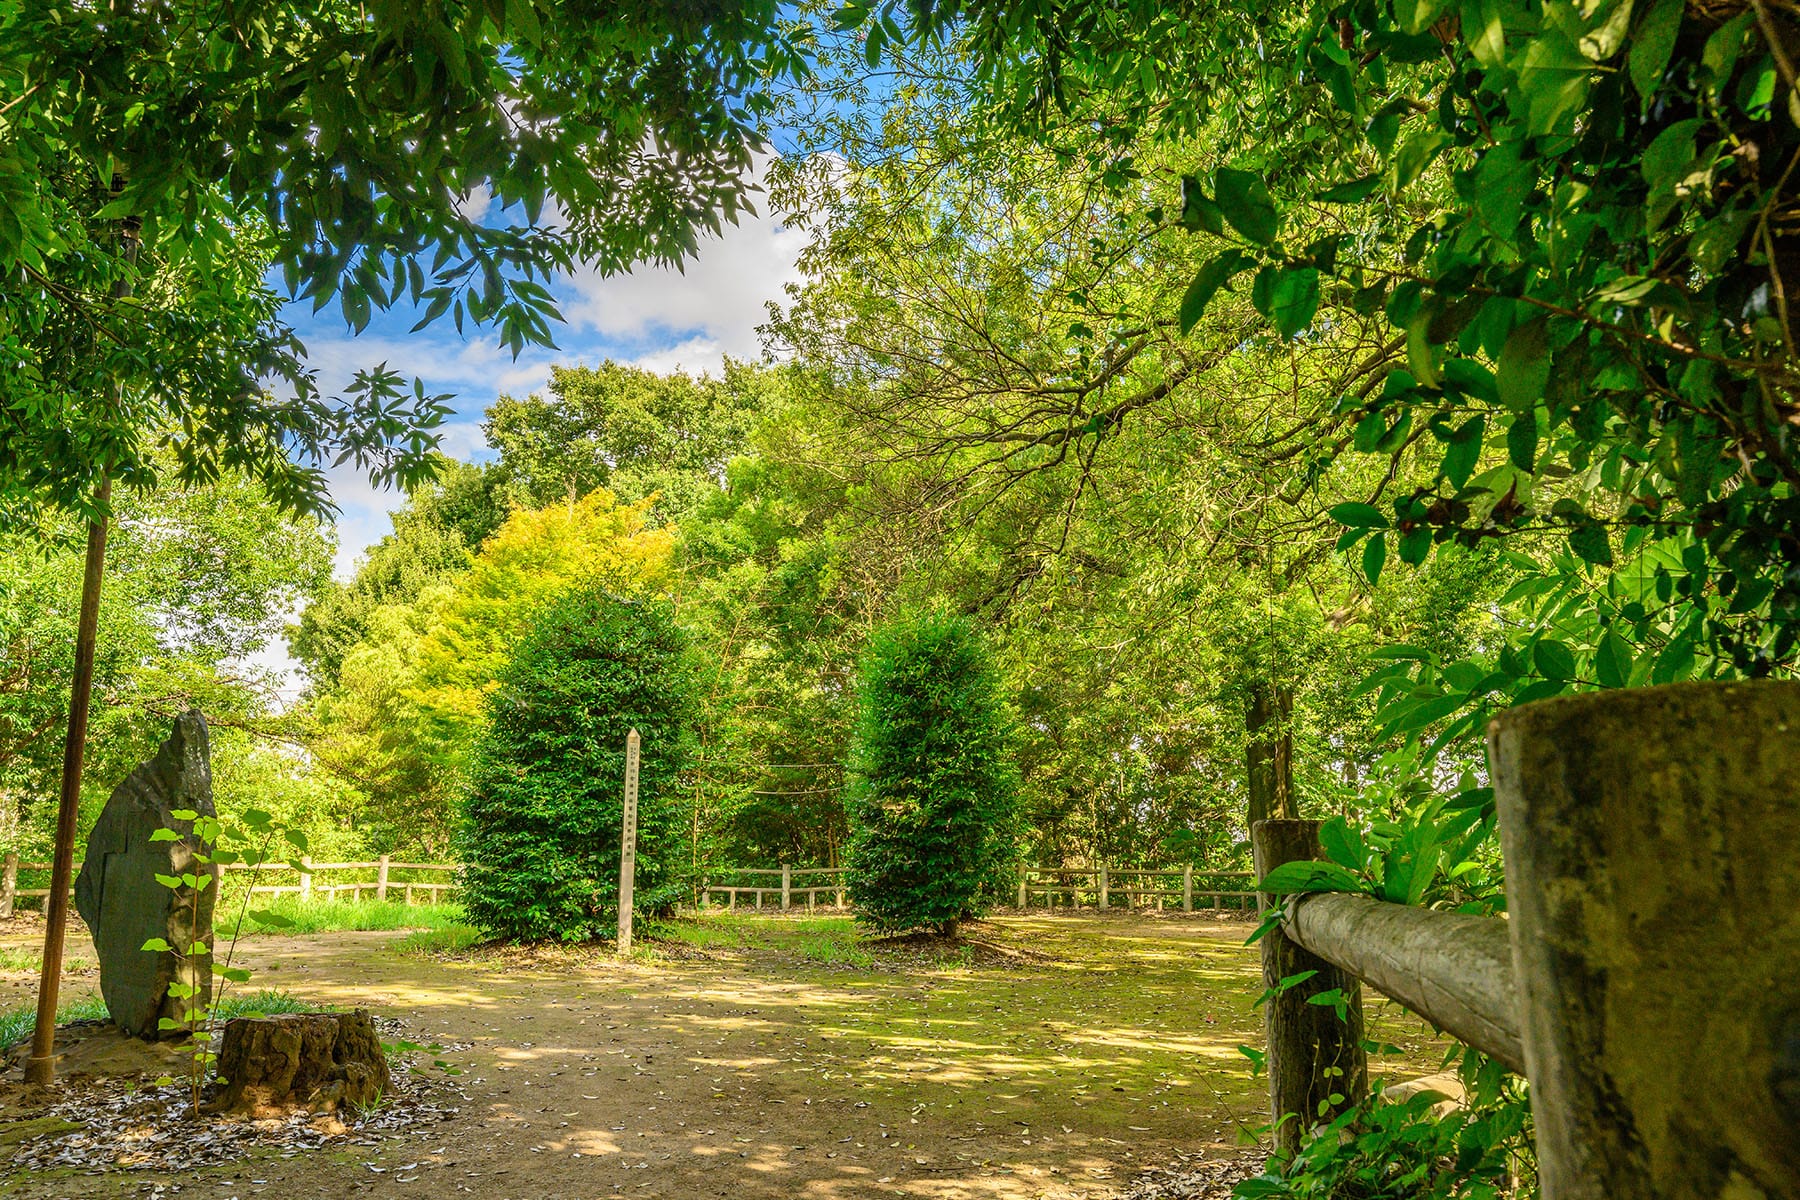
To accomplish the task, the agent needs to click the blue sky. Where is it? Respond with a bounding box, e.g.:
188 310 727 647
292 171 809 579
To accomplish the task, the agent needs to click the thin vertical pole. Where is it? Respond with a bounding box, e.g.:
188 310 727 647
617 728 640 956
781 863 791 912
376 855 390 902
25 477 112 1086
1182 864 1194 912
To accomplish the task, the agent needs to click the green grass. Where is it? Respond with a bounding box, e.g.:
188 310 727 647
219 897 466 937
0 946 92 974
394 922 484 956
0 989 321 1051
0 994 108 1050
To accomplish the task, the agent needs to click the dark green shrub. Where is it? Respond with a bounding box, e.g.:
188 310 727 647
459 588 697 942
845 611 1019 936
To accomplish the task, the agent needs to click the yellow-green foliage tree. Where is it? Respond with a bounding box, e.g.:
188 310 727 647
306 489 672 852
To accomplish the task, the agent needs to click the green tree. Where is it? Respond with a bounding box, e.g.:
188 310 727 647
459 589 699 942
486 360 772 524
845 612 1019 937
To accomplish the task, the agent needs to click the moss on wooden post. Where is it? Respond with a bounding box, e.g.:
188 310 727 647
1490 681 1800 1200
1252 818 1369 1158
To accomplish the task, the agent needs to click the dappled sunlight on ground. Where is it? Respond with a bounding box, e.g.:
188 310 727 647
1 911 1444 1198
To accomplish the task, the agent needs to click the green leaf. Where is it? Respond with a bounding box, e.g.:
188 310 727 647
1178 251 1248 333
1328 502 1388 528
140 937 173 952
1596 629 1633 689
148 828 180 842
1362 533 1388 585
1214 168 1280 244
1497 319 1549 411
1393 129 1453 191
1393 0 1446 36
1314 173 1382 203
1251 266 1321 338
170 809 199 821
1532 639 1578 681
1318 818 1366 871
1630 0 1685 107
1506 411 1539 472
1255 861 1365 895
1179 175 1225 234
153 873 182 889
1568 522 1613 566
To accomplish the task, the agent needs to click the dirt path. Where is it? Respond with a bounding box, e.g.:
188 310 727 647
1 913 1442 1199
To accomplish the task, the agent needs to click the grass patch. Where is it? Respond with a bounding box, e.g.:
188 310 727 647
213 989 318 1020
0 989 322 1052
0 994 107 1050
220 897 466 937
0 946 92 974
394 923 484 956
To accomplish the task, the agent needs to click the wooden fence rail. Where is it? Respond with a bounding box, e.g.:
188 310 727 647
1252 682 1800 1200
698 864 1255 914
4 855 1257 920
0 855 460 917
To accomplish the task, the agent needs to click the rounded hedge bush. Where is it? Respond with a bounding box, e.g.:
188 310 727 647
845 611 1020 936
459 588 697 942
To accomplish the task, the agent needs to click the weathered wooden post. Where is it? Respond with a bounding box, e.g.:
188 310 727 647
781 863 791 911
1489 681 1800 1199
1182 863 1193 912
1017 874 1027 908
617 728 641 957
376 855 390 902
0 853 17 920
298 856 312 900
1252 819 1369 1157
1098 864 1109 910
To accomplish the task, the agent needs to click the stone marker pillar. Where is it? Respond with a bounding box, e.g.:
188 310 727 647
74 710 217 1039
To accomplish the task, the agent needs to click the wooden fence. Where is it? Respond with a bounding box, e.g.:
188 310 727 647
3 854 1253 919
699 864 1254 913
0 855 459 918
1250 682 1800 1200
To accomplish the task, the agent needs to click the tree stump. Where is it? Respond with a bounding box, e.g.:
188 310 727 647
205 1011 390 1117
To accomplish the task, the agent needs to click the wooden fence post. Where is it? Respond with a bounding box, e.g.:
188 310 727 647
0 853 16 920
617 729 640 956
1252 819 1369 1158
1182 864 1193 913
299 857 312 900
1017 874 1027 908
376 855 390 902
1098 865 1109 910
1490 681 1800 1199
781 863 791 912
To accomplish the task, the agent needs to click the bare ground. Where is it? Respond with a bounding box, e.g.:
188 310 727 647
0 911 1444 1200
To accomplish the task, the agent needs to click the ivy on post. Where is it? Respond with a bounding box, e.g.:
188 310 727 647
1251 818 1369 1158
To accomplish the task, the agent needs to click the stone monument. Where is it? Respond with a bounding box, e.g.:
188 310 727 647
74 709 217 1039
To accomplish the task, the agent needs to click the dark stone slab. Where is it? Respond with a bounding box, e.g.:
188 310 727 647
74 710 217 1039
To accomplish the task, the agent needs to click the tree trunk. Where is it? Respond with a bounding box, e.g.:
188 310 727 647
1247 678 1295 831
206 1011 390 1117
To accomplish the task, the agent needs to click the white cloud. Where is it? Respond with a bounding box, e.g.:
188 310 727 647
559 181 805 363
279 157 811 690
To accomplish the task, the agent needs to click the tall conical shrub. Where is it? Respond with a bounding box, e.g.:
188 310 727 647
845 611 1019 936
460 588 697 942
